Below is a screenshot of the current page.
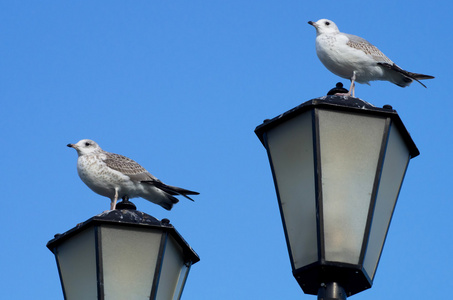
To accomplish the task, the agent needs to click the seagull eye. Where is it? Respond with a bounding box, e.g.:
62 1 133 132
85 142 91 146
325 21 330 26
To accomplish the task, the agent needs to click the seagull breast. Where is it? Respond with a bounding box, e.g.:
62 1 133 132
76 153 129 199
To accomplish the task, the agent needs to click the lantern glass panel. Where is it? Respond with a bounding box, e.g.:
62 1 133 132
363 124 410 280
318 110 386 264
156 236 187 300
101 225 162 300
174 263 190 299
266 111 318 269
56 227 97 300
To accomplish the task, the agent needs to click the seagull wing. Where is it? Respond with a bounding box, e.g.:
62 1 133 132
104 152 199 202
377 62 435 88
144 181 199 201
104 152 157 182
344 33 393 64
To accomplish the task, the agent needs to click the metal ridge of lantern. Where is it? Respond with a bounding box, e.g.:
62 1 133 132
47 203 199 300
255 95 419 298
47 210 200 265
256 96 419 159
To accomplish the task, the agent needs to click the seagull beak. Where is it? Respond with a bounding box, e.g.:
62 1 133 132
308 21 316 27
67 143 75 148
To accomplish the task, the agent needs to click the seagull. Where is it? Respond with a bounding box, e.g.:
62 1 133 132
68 139 199 210
308 19 434 97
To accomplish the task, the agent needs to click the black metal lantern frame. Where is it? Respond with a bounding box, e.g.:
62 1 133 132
255 96 419 297
47 208 199 300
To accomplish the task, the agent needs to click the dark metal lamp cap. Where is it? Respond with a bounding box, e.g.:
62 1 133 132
327 82 348 95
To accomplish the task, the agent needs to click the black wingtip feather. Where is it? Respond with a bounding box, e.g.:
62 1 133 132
141 180 199 202
377 62 434 88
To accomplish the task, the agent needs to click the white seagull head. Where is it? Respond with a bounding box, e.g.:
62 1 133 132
308 19 340 35
67 139 102 156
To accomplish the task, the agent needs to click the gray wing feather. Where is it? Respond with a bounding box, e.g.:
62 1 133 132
104 152 157 182
104 151 200 202
344 33 393 64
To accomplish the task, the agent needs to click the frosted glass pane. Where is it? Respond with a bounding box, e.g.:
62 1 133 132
156 236 185 300
363 124 410 280
318 110 386 264
101 226 162 300
57 227 97 300
173 263 190 300
266 111 318 269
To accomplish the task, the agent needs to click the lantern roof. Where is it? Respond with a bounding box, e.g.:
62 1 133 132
255 96 419 158
47 209 200 265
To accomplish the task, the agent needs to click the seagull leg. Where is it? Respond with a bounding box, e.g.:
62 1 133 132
111 188 119 210
349 71 357 97
334 72 356 97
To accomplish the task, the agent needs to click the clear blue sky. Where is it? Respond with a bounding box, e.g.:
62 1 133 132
1 1 450 299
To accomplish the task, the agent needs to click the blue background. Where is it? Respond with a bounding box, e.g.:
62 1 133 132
1 1 450 299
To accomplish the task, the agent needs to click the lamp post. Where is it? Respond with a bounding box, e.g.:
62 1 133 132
255 95 419 299
47 199 199 300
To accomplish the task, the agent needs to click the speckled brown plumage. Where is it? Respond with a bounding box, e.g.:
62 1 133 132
68 139 199 210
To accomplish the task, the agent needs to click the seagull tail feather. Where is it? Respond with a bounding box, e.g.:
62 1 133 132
142 180 199 202
160 198 176 210
164 185 199 202
378 62 434 88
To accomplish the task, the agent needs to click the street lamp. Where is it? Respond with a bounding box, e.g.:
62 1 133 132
255 95 419 299
47 200 199 300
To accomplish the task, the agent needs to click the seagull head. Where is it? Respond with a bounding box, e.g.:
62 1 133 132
308 19 339 35
67 139 102 156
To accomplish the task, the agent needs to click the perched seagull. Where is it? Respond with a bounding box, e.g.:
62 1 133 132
308 19 434 97
68 139 199 210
